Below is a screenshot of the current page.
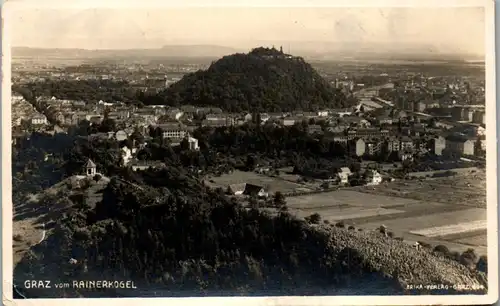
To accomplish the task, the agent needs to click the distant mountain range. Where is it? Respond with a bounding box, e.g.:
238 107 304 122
12 45 242 59
12 44 483 62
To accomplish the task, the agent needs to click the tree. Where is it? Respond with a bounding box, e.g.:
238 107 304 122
248 195 259 209
460 248 478 269
433 245 450 255
273 191 286 208
98 118 117 133
476 255 487 273
305 213 321 224
245 155 257 171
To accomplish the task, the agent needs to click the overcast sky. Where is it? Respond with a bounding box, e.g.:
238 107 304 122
7 5 486 56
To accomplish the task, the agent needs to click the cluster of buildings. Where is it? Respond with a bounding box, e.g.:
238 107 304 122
11 95 48 127
12 85 486 162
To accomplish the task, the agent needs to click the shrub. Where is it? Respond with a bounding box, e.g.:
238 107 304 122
450 251 461 261
93 174 102 182
357 228 363 232
394 237 404 241
348 225 356 231
417 241 431 249
379 225 387 235
433 245 450 255
304 213 321 224
387 231 394 238
476 255 487 273
13 234 23 242
460 248 479 269
335 221 346 228
323 220 330 225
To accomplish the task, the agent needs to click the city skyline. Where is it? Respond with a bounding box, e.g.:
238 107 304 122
7 6 485 58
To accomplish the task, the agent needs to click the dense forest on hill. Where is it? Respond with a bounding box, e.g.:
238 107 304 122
142 47 356 112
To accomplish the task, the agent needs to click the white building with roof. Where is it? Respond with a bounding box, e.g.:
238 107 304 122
337 167 352 185
84 159 97 176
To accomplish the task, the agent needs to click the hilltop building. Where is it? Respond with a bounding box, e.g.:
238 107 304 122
84 159 97 176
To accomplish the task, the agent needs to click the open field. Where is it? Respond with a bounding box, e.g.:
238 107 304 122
205 170 307 194
285 176 487 255
287 190 424 209
352 169 486 208
450 233 488 247
409 220 487 238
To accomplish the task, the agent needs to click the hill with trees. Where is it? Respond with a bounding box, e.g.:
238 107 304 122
142 47 356 112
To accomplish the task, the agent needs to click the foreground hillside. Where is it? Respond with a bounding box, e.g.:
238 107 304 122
149 47 353 112
13 166 487 298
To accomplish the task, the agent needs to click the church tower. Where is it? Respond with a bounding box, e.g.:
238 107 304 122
280 46 283 53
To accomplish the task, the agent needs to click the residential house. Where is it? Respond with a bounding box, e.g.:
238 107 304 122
197 107 223 115
307 124 323 135
349 128 389 138
445 135 475 156
330 108 352 117
349 138 366 156
399 149 414 162
341 116 370 127
415 101 427 112
411 124 426 137
12 117 22 126
384 138 401 153
400 136 414 151
227 183 268 198
187 136 199 151
31 114 48 125
129 160 166 171
12 131 27 146
280 116 307 126
431 136 446 156
327 125 348 134
109 111 130 120
89 116 103 125
72 101 86 108
157 123 188 139
472 111 486 125
121 146 137 166
115 130 128 142
180 105 198 115
365 139 383 156
376 115 393 125
259 113 271 123
243 113 253 122
337 167 352 185
204 114 235 127
451 107 470 121
317 110 329 117
394 110 408 120
435 121 455 129
294 112 318 119
268 112 284 120
167 108 184 120
365 170 383 186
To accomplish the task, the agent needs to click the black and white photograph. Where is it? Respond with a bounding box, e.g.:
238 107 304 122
2 0 497 304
